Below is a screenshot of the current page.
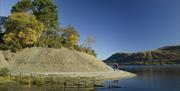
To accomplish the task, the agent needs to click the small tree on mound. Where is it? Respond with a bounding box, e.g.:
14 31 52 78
61 26 79 48
3 12 44 49
84 36 95 48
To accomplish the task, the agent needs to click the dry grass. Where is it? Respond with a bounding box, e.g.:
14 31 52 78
1 47 111 72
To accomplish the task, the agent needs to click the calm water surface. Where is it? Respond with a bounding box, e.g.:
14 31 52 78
97 65 180 91
0 65 180 91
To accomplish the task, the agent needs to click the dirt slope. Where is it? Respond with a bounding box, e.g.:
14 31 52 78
0 47 112 73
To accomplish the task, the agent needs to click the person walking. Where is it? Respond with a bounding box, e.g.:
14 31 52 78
112 63 118 71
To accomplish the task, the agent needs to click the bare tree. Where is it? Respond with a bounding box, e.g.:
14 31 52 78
85 36 95 48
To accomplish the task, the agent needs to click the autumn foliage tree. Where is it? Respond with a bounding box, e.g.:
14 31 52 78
11 0 58 31
11 0 59 47
3 12 44 48
61 26 79 48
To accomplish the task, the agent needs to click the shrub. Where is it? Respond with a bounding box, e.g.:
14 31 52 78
16 76 31 85
0 43 21 52
32 77 44 86
0 67 11 77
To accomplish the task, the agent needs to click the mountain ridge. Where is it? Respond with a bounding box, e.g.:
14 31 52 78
104 45 180 65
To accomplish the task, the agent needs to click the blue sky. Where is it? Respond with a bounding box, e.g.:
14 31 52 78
0 0 180 60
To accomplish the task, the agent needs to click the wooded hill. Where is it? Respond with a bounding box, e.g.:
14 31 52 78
104 45 180 65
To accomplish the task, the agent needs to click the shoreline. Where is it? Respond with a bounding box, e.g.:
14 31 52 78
0 70 136 86
11 70 136 80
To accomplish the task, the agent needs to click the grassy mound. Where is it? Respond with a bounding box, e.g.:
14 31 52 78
1 47 111 73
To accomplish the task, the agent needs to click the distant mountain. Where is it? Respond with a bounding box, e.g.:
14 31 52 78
104 45 180 65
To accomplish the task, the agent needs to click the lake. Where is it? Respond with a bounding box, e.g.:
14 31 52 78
97 65 180 91
0 65 180 91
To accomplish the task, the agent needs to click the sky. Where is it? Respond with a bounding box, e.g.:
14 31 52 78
0 0 180 60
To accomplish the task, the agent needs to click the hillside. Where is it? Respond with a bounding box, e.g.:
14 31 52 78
104 45 180 65
0 47 111 73
0 51 9 68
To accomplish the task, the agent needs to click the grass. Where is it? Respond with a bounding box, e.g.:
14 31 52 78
0 76 45 86
0 75 101 87
4 47 110 72
0 76 16 85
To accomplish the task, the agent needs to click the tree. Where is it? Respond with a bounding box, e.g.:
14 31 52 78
3 12 44 47
62 26 79 48
84 36 95 48
32 0 59 31
37 29 63 48
11 0 59 47
11 0 59 31
11 0 33 13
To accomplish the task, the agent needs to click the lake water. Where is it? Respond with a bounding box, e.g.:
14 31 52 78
0 65 180 91
97 65 180 91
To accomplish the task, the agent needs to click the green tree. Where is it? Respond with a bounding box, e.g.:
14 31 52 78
37 29 63 48
11 0 32 13
11 0 59 31
3 12 44 48
11 0 59 47
32 0 59 31
62 26 79 48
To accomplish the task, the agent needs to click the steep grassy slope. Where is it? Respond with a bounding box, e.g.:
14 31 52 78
0 47 111 73
104 45 180 65
0 51 9 68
